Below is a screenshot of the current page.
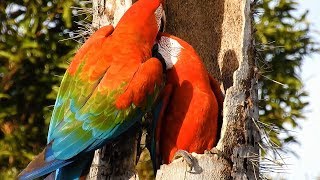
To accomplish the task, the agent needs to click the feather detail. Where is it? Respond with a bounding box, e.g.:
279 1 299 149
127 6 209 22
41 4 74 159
20 0 165 178
18 144 72 180
154 33 222 165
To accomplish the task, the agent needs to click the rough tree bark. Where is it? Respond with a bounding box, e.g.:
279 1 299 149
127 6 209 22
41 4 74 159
87 0 260 179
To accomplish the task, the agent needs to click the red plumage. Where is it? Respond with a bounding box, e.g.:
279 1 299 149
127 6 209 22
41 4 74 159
155 33 224 164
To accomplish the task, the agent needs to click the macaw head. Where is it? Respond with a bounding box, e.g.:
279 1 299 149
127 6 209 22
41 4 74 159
138 0 166 32
153 33 184 70
114 0 165 48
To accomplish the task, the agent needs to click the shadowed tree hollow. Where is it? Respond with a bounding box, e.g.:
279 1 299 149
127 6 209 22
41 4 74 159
88 0 260 179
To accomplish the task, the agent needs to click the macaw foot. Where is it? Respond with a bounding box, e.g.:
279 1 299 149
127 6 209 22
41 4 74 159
173 150 194 171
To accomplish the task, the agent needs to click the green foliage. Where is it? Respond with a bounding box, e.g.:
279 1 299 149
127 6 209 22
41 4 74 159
255 0 317 154
0 0 89 178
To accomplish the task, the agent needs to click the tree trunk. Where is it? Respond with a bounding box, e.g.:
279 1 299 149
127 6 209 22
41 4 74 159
87 0 260 179
156 0 260 179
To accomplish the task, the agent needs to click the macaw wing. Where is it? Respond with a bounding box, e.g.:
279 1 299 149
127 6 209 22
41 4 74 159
48 25 114 142
208 74 224 140
49 57 164 160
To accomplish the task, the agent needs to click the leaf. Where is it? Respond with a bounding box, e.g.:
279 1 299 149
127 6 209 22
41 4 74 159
0 51 20 62
0 93 10 99
62 1 73 28
21 40 39 49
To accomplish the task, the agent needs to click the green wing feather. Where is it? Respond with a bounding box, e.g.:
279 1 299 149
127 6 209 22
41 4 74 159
48 26 114 141
47 34 163 160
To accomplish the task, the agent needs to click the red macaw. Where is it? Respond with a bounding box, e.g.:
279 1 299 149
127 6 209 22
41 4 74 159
18 0 165 179
152 33 224 167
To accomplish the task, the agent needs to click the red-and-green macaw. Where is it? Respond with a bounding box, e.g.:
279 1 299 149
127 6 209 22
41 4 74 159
152 33 224 168
18 0 165 179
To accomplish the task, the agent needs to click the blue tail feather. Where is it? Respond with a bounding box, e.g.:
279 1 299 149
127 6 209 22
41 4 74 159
54 152 94 180
18 144 72 180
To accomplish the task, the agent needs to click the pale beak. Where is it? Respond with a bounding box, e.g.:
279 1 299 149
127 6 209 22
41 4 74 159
160 9 166 32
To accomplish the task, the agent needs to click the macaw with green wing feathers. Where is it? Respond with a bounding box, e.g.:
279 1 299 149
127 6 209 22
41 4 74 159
18 0 165 179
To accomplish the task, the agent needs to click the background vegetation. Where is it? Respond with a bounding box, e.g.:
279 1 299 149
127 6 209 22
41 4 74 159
0 0 317 178
0 0 88 178
255 0 317 156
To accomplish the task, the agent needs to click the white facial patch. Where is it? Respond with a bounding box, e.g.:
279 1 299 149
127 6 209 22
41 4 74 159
154 4 164 31
158 36 183 69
